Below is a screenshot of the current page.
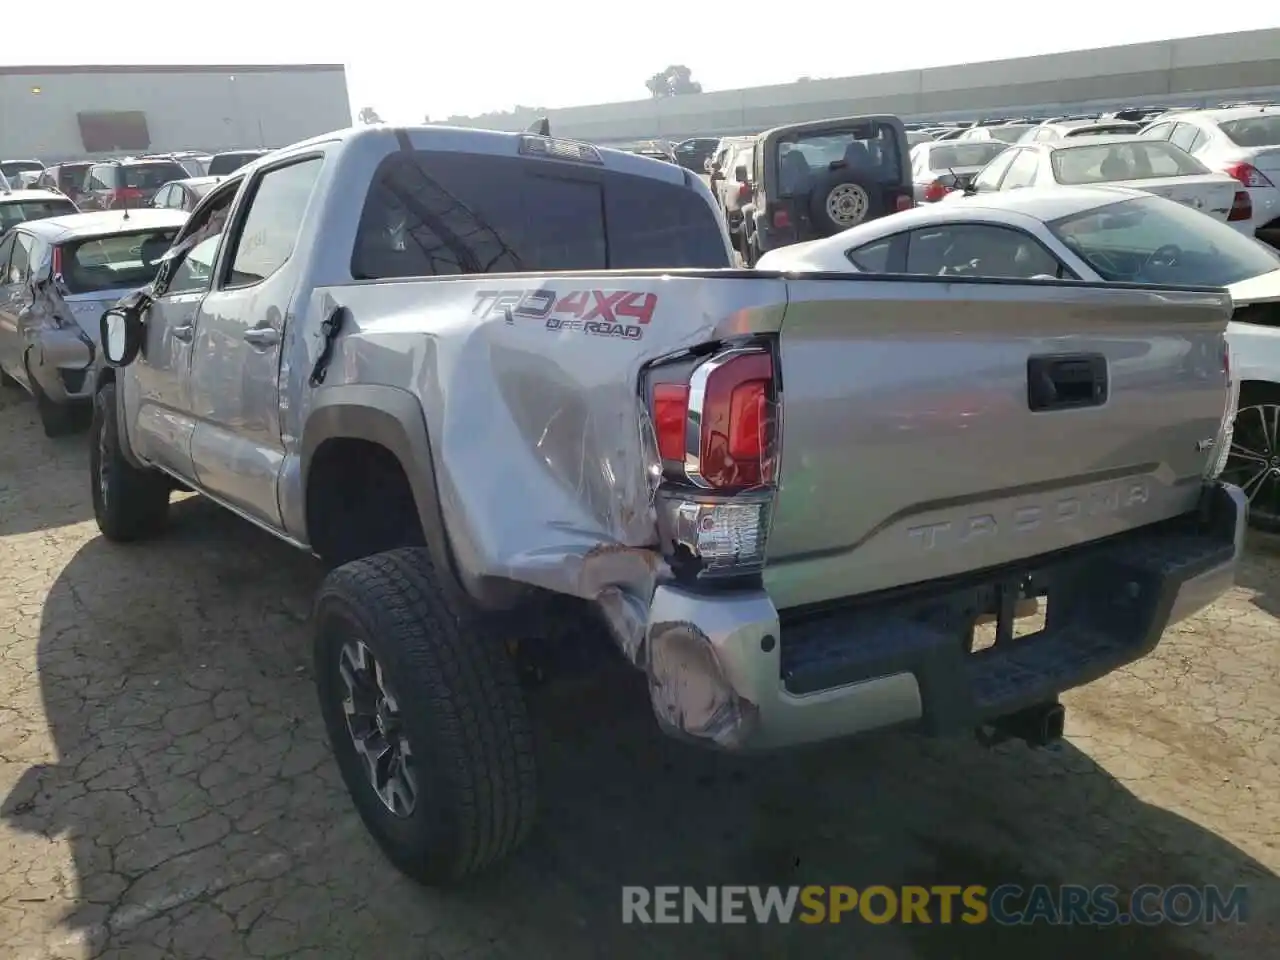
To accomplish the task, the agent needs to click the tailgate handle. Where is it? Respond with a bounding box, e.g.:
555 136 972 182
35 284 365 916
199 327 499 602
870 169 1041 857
1027 353 1107 412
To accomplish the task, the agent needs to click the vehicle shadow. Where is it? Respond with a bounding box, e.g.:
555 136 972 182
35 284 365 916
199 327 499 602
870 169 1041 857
1238 531 1280 618
3 496 1275 959
0 393 94 536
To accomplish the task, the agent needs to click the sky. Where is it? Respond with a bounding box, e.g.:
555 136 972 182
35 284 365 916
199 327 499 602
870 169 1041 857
7 6 1280 122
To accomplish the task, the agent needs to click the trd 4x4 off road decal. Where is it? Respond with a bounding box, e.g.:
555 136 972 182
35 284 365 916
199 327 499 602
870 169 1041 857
473 288 657 340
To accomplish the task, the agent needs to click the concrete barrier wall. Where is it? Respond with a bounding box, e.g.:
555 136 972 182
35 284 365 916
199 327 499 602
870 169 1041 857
449 28 1280 143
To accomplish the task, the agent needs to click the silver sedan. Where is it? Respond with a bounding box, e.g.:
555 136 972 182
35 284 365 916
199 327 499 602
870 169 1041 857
755 184 1280 529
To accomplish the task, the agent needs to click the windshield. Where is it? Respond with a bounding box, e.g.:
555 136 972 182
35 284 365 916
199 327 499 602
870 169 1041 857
1 161 43 177
0 199 77 230
1218 116 1280 148
982 125 1034 143
60 228 181 295
208 152 265 176
926 142 1008 170
776 122 904 193
1049 195 1280 285
1052 141 1207 184
1064 124 1140 138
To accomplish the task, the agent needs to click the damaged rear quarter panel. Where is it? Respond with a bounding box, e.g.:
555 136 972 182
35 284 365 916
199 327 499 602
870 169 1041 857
302 272 786 651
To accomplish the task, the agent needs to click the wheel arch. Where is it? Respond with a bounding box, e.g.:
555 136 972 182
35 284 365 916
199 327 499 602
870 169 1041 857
300 385 523 609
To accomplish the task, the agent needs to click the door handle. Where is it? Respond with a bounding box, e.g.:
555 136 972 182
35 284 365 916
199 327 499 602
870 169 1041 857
243 326 280 348
172 324 194 342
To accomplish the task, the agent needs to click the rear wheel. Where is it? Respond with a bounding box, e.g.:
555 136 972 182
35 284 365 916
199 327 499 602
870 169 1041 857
1222 392 1280 532
90 383 171 541
314 548 537 885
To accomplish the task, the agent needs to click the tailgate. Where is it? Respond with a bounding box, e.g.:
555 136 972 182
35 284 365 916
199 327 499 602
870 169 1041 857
765 277 1232 610
1127 175 1237 221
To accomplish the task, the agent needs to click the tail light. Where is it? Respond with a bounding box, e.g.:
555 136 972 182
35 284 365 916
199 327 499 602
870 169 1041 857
1222 162 1274 189
644 344 780 580
1228 190 1253 222
737 181 752 202
895 193 916 212
111 187 144 207
1207 341 1237 480
771 208 791 229
922 180 952 203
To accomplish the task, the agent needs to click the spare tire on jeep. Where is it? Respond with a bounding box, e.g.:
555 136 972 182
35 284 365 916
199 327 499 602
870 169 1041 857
809 169 886 236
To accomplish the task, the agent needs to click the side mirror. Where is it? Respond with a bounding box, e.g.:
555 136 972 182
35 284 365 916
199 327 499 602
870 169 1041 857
734 164 749 183
100 306 144 367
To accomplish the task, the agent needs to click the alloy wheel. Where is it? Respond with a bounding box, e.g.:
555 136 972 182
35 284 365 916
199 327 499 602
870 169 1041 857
1222 403 1280 528
338 639 418 817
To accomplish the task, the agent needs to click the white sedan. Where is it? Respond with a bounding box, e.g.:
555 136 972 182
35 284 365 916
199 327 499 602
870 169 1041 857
943 136 1248 232
756 184 1280 529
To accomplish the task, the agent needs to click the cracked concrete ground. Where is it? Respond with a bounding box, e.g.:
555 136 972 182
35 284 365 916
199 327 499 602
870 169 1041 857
0 382 1276 960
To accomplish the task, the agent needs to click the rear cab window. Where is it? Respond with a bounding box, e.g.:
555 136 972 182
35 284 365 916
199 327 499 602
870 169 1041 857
59 228 181 294
351 149 729 279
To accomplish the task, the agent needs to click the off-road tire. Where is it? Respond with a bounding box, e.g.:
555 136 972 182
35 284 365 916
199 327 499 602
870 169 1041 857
314 547 537 886
90 383 171 540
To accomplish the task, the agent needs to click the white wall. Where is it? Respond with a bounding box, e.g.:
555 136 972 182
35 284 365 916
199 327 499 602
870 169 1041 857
0 65 351 161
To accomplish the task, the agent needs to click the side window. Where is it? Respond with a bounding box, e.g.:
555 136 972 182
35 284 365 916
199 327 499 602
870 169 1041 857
152 185 172 208
0 235 16 284
1143 122 1175 140
972 149 1017 192
1169 123 1202 153
160 186 239 296
904 224 1065 280
845 234 903 272
223 157 323 288
8 234 34 284
1000 150 1040 190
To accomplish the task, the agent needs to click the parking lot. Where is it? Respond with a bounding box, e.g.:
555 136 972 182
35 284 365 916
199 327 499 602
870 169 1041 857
0 381 1276 960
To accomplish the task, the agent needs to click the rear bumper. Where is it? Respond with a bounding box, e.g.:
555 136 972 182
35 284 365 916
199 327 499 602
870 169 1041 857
25 328 97 404
643 482 1246 751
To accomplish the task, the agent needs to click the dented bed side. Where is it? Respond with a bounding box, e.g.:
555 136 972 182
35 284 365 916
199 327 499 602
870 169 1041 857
287 268 1241 749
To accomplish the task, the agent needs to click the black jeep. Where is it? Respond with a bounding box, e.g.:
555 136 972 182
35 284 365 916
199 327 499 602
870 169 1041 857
737 114 913 265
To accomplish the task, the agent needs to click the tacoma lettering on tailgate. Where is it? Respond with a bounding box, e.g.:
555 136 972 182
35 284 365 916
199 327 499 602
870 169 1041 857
906 480 1152 552
473 288 657 341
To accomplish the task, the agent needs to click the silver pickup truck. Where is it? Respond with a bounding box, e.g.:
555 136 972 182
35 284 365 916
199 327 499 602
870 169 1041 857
91 124 1246 886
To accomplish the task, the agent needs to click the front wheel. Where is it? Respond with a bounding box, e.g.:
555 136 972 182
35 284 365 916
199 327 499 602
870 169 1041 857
90 383 171 541
313 548 537 885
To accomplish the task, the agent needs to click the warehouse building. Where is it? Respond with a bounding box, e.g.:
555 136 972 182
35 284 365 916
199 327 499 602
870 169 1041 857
449 27 1280 143
0 63 351 162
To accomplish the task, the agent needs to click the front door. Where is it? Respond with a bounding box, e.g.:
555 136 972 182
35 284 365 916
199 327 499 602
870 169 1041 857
124 184 238 478
188 154 325 527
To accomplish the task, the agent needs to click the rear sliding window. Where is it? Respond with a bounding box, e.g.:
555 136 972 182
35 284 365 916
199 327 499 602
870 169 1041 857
350 150 729 280
60 228 180 294
122 163 187 189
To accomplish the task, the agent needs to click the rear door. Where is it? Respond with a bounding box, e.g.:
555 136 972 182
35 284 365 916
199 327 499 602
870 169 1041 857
764 277 1231 610
188 154 324 526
